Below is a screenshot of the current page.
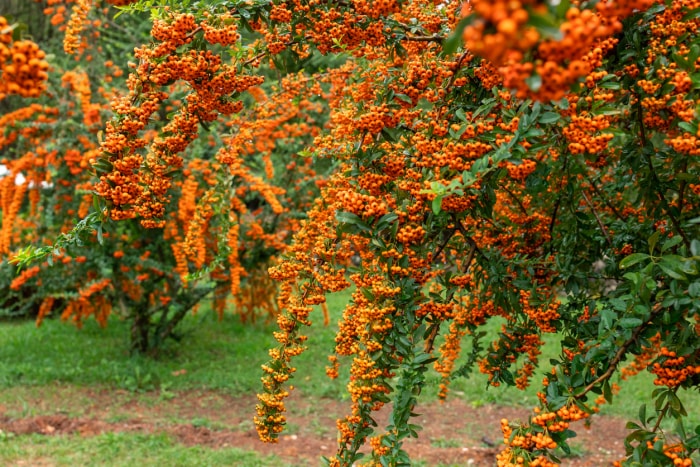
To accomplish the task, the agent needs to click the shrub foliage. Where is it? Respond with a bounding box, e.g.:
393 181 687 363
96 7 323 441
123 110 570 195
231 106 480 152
4 0 700 465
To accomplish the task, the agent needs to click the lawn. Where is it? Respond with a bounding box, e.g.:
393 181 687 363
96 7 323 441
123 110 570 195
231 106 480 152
0 290 698 466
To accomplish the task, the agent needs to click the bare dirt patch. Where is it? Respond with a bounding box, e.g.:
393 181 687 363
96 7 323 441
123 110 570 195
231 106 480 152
0 387 626 466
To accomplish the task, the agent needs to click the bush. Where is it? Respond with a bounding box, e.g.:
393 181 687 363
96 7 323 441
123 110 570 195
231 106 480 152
9 1 700 466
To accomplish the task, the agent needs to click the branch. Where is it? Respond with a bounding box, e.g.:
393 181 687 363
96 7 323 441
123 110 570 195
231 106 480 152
639 388 678 464
453 217 486 261
395 22 444 43
241 40 297 67
154 284 215 347
636 99 691 250
650 392 674 434
444 50 471 93
575 305 663 400
424 216 479 355
585 175 625 222
677 157 688 218
431 227 456 264
403 34 444 43
185 26 203 41
501 184 529 216
581 190 612 246
547 153 569 253
424 240 477 354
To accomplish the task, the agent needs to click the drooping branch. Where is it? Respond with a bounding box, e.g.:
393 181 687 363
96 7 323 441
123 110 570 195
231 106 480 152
575 305 663 400
636 99 691 250
424 239 477 354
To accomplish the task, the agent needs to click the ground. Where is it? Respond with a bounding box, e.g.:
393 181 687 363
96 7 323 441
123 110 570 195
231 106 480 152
0 386 628 466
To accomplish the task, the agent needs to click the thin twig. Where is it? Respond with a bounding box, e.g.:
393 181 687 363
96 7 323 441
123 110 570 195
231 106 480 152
582 190 612 246
185 26 203 41
444 50 471 93
432 228 456 264
403 34 444 43
639 391 676 464
677 158 688 218
502 184 529 216
395 22 445 43
452 216 487 261
547 153 569 252
651 394 673 434
241 41 297 67
585 175 625 221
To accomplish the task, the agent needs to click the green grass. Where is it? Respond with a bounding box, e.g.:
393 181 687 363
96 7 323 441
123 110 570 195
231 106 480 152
0 431 294 466
1 290 698 421
0 293 347 396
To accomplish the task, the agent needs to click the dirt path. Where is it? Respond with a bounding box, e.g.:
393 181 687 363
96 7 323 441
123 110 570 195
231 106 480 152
0 387 626 465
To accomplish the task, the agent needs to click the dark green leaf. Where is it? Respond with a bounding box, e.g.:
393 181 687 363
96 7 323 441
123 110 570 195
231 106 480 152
620 253 650 269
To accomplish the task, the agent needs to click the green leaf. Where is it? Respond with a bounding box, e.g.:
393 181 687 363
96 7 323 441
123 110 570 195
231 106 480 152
600 308 615 331
336 211 370 233
525 74 542 92
620 253 650 269
648 231 661 255
555 0 571 18
455 108 467 122
432 196 443 215
375 212 398 232
603 380 613 404
678 121 697 134
668 392 683 414
472 98 497 121
660 235 684 252
336 211 363 225
619 317 643 329
682 7 700 21
538 112 561 124
527 11 563 40
394 93 413 104
413 353 437 365
381 127 401 143
442 15 472 55
658 259 686 279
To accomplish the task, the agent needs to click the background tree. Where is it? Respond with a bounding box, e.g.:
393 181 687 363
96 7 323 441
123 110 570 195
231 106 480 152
2 1 333 353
